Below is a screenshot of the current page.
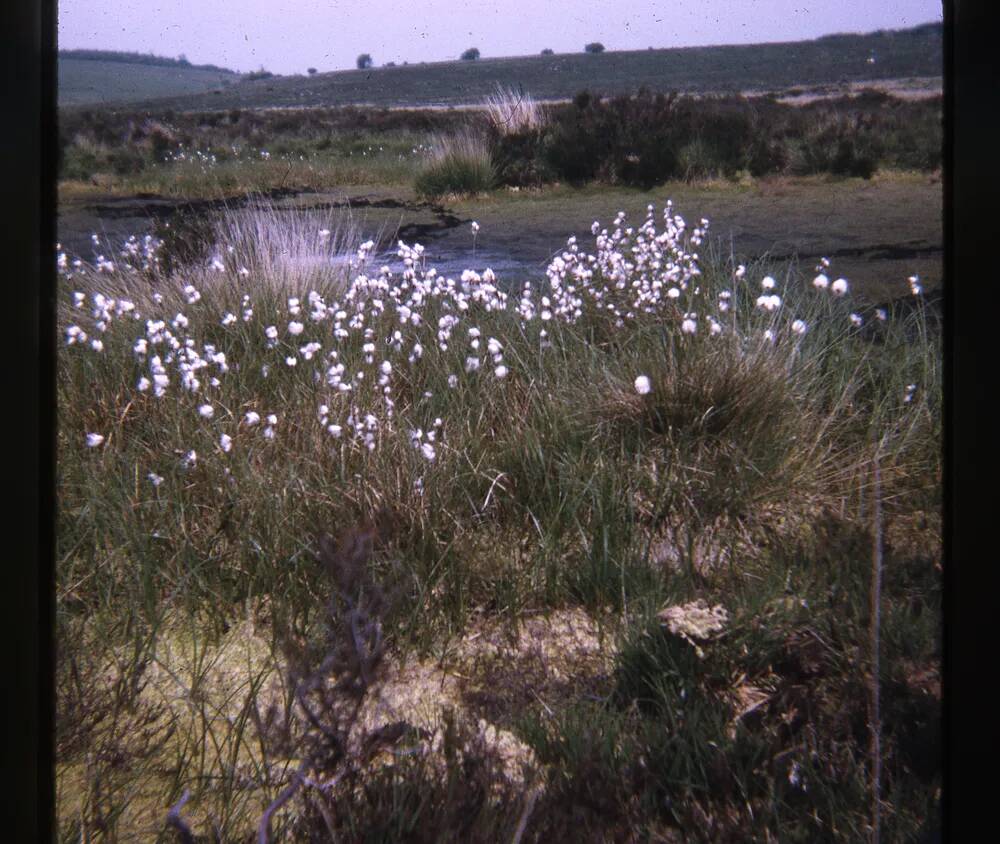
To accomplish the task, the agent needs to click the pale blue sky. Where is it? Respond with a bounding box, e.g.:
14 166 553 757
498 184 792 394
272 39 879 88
58 0 944 75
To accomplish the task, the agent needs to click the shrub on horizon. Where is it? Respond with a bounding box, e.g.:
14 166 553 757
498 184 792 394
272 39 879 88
460 47 481 61
357 54 374 70
584 42 606 54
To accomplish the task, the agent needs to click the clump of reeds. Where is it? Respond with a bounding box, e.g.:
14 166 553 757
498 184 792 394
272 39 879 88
414 128 495 197
484 85 546 136
210 198 374 297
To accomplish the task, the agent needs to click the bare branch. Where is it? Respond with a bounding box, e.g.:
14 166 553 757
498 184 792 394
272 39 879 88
258 761 308 844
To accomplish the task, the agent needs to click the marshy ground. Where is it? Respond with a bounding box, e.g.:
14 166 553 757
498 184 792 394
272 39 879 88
55 71 941 842
59 171 941 306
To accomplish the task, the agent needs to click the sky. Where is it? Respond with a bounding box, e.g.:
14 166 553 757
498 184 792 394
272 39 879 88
57 0 944 75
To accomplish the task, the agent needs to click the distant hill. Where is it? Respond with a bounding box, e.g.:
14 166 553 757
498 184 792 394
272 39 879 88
59 50 242 106
60 23 942 112
59 49 237 74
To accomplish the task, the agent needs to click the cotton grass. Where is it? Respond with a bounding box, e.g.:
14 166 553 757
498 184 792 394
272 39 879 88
55 199 940 840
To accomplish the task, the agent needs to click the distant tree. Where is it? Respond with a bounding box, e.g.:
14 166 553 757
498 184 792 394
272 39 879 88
357 53 373 69
460 47 481 61
584 42 606 53
307 67 317 75
177 53 190 66
541 48 554 55
385 61 396 67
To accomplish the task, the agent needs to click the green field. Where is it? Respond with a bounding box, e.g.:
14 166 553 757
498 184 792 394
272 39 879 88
58 57 242 107
60 23 942 111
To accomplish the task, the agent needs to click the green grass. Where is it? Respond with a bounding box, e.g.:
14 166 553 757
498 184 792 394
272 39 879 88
414 130 496 198
55 201 940 840
59 57 242 107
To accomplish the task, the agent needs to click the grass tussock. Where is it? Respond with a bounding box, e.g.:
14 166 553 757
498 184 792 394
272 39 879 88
414 129 496 198
56 201 940 841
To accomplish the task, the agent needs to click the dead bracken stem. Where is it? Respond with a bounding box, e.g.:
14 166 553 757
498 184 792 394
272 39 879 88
162 515 393 843
869 453 883 844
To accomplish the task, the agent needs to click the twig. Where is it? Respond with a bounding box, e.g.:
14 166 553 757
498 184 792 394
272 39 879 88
277 161 292 190
510 785 540 844
869 454 883 844
166 789 196 844
258 760 307 844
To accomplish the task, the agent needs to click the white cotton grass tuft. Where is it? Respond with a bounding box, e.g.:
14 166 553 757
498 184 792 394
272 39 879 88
85 433 105 448
756 294 781 312
61 200 866 492
831 278 849 296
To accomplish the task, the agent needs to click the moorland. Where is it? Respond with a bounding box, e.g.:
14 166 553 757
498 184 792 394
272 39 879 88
55 24 942 843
